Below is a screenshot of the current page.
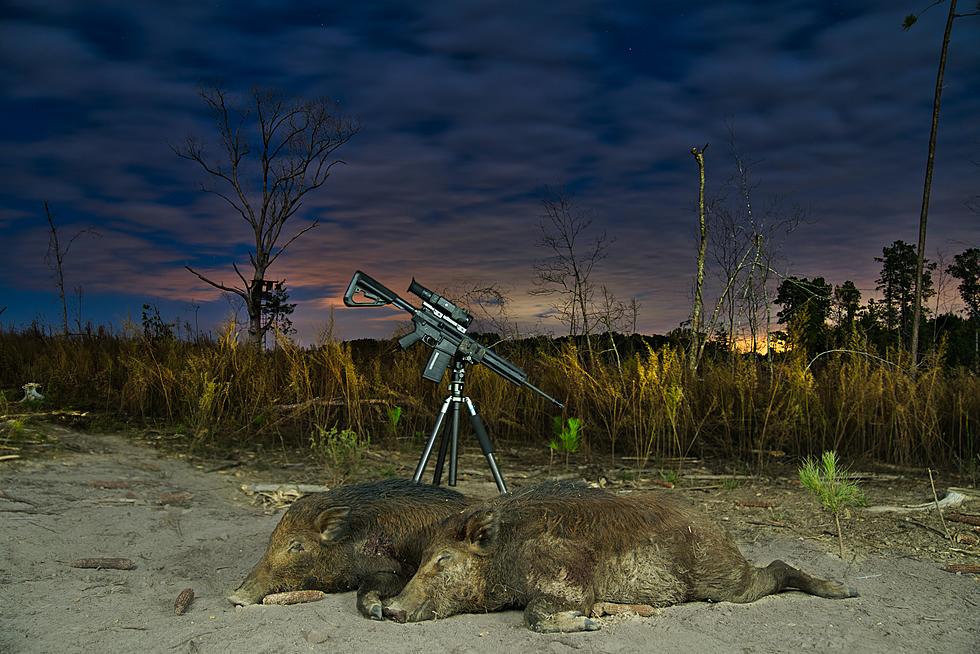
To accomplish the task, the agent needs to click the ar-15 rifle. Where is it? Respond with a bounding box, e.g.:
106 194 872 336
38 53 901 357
343 270 563 408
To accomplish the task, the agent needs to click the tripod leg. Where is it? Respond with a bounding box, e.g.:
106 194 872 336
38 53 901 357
448 399 461 486
413 397 451 484
432 414 451 485
464 398 508 494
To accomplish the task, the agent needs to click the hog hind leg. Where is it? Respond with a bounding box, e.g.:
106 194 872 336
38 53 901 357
722 560 858 603
524 594 600 633
357 571 407 620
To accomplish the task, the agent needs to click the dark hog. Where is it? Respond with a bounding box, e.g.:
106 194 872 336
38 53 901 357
384 481 857 632
228 478 468 618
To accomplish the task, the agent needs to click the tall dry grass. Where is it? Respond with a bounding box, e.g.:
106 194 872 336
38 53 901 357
0 327 976 468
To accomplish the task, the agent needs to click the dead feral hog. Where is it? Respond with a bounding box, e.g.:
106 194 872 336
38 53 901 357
228 478 467 619
383 481 857 632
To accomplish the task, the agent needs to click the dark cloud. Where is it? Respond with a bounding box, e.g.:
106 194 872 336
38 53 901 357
1 1 977 340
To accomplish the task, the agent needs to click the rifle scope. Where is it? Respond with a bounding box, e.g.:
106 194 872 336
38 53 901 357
408 279 473 329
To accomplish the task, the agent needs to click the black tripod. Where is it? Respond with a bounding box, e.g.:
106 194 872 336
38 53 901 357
412 356 507 494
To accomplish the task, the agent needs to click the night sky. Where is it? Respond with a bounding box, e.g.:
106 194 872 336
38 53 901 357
1 1 978 342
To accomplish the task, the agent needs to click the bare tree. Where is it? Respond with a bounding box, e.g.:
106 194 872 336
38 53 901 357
175 88 359 348
594 285 639 369
43 202 97 336
709 201 749 353
728 133 801 361
447 282 520 340
688 144 709 371
530 191 610 357
692 127 799 366
903 0 978 369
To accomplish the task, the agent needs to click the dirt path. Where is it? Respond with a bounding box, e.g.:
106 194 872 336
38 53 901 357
1 427 978 653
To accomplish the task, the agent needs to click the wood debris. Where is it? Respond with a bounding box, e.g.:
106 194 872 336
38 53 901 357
946 513 980 527
864 490 967 513
69 558 137 570
241 483 330 508
174 588 194 615
736 500 776 508
942 564 980 575
955 533 979 546
261 590 327 605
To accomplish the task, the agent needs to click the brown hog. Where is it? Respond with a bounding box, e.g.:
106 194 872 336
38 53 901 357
383 481 857 632
228 478 468 619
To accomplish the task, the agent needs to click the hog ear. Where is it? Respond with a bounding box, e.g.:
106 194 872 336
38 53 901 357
462 509 498 551
315 506 351 542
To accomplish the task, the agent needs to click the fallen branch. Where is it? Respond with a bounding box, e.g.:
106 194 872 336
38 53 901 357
0 409 90 421
947 513 980 527
950 548 980 558
943 564 980 574
901 516 949 539
0 490 36 505
865 490 967 513
745 519 790 529
928 469 952 541
273 397 392 411
847 473 904 481
241 483 331 508
242 483 331 495
206 461 242 473
684 474 756 481
736 500 776 508
69 558 137 570
0 454 21 462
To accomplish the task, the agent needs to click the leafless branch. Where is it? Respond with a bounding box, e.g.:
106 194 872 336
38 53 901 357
185 265 246 300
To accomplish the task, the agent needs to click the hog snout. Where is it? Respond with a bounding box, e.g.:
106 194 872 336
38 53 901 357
383 598 435 623
227 589 257 606
228 591 255 606
227 576 266 606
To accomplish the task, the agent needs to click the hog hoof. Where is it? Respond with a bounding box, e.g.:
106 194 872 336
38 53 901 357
531 610 601 633
823 581 860 599
358 591 385 620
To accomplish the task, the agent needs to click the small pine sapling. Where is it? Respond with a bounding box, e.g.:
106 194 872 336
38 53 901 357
799 450 865 558
549 416 583 468
386 406 403 437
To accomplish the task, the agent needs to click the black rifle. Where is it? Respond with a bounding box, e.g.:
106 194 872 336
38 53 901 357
343 270 562 407
344 270 563 494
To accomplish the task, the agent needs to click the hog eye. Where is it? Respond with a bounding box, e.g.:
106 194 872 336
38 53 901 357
287 540 305 553
435 551 453 567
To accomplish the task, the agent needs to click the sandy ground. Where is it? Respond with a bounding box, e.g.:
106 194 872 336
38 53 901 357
2 426 979 654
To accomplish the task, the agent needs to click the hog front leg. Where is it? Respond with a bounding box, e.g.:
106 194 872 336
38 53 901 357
357 571 406 620
524 594 600 633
